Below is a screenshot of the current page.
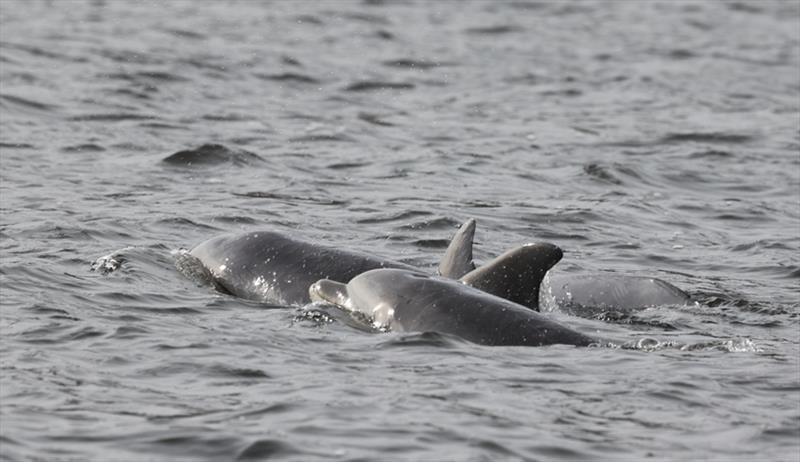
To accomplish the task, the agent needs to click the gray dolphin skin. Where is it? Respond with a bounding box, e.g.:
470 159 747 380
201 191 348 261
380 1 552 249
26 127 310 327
309 268 596 347
541 273 691 313
438 218 476 278
189 231 418 305
460 243 564 310
189 223 481 306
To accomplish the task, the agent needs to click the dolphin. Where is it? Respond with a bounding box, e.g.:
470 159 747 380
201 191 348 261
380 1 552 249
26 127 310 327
188 231 417 305
309 268 597 347
541 273 691 314
187 222 482 306
445 219 691 313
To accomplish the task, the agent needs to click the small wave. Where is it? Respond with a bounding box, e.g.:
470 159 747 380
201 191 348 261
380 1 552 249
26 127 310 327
357 112 395 126
335 11 391 25
162 28 207 40
2 42 87 62
465 25 522 35
98 48 163 65
275 55 300 67
155 342 211 350
412 238 450 249
344 81 415 92
667 48 698 59
295 303 379 333
107 325 150 340
70 113 157 122
21 325 105 344
293 14 323 25
727 2 763 13
355 210 433 224
107 71 190 83
689 149 733 158
326 161 370 169
161 144 263 167
399 217 462 231
237 439 300 461
382 59 449 70
91 249 128 275
254 72 320 84
619 337 762 352
0 93 59 111
207 216 259 225
155 217 214 229
232 191 347 206
375 29 394 40
583 162 623 185
661 132 755 144
539 88 582 97
589 311 683 330
293 308 336 326
0 142 35 149
288 133 355 143
207 364 271 379
61 143 106 153
376 331 466 349
173 249 218 290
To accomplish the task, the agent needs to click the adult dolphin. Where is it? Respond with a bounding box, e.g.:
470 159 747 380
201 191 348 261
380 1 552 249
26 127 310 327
309 268 596 347
446 219 692 313
187 231 416 305
186 222 489 306
540 273 691 315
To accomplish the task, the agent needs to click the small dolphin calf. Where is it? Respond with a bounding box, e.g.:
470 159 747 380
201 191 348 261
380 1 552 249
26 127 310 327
310 269 596 347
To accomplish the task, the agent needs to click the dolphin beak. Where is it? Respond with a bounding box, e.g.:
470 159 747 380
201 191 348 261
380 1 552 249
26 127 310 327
309 281 327 303
309 279 350 308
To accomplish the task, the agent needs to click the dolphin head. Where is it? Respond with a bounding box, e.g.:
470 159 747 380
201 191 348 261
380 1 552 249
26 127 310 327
310 269 430 329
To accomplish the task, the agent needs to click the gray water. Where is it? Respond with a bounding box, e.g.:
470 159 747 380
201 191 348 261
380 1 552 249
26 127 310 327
1 1 799 461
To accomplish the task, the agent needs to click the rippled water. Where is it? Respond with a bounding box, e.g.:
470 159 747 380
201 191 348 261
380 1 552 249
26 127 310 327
1 1 799 461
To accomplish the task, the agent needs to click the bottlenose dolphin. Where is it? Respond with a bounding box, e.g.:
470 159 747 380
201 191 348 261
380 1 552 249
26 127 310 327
309 268 596 347
188 231 417 305
541 273 691 314
187 223 482 306
446 219 691 313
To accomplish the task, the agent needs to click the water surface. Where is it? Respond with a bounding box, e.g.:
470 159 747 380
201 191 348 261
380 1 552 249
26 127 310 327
1 1 799 461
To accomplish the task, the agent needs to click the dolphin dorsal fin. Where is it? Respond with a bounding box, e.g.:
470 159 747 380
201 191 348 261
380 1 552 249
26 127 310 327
459 243 563 311
438 218 476 279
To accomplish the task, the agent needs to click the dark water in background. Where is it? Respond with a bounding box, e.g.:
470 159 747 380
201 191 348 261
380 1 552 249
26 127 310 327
1 0 799 460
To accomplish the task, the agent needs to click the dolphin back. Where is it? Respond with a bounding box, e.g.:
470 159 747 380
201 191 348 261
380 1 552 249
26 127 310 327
190 231 416 305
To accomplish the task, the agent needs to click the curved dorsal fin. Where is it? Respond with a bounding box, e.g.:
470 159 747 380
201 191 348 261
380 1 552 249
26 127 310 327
459 243 563 311
438 218 476 279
